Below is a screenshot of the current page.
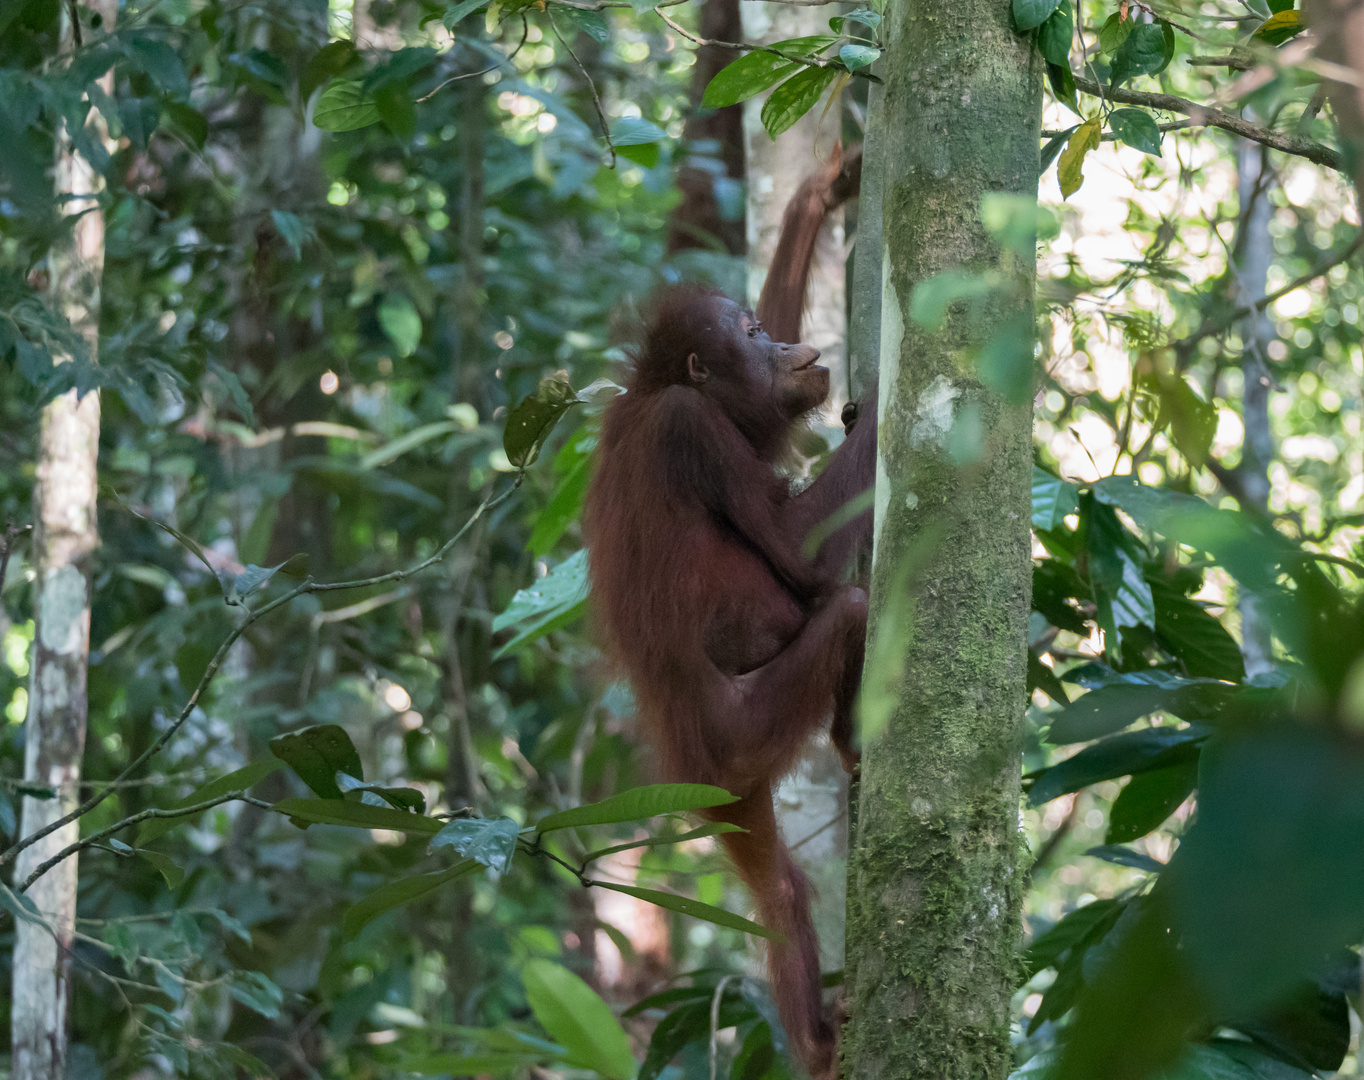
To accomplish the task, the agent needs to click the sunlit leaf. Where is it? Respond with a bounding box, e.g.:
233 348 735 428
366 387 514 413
522 960 637 1080
313 79 381 131
428 817 520 873
761 65 840 139
492 549 589 657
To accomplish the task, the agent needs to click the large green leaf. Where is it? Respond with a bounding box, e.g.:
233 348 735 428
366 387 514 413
535 783 737 832
378 293 422 357
1036 0 1072 62
1024 897 1126 979
139 759 284 844
1013 0 1061 31
760 65 839 139
702 36 834 108
1108 108 1163 155
269 725 363 800
592 881 776 939
1106 762 1197 843
272 797 444 834
312 79 381 131
428 817 521 874
343 861 477 938
522 960 637 1080
503 372 582 469
1109 22 1171 84
1150 579 1245 682
1028 727 1204 805
492 549 589 657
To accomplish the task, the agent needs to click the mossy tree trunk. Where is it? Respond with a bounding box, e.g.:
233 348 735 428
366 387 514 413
843 3 1041 1078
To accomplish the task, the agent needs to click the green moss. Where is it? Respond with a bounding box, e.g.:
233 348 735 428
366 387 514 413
842 0 1043 1077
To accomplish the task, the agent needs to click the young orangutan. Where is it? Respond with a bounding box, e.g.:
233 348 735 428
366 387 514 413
583 146 875 1079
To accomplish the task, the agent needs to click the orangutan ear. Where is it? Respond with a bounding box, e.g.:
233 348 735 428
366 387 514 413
687 352 708 384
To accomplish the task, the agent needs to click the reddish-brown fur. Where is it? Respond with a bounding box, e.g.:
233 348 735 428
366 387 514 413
583 147 875 1079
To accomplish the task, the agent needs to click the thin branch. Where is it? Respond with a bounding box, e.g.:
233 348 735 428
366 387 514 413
1174 231 1363 358
417 20 532 102
1186 54 1255 71
1043 119 1194 140
0 476 522 872
652 7 878 82
17 792 272 894
1071 74 1344 173
547 10 615 168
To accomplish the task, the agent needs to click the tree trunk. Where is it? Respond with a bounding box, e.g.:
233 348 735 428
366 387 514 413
1234 142 1276 677
667 0 745 257
742 3 849 410
842 1 1040 1077
12 3 115 1076
846 79 885 398
1304 0 1364 201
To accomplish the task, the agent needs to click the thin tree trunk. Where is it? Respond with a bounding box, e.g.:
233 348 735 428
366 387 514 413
12 3 115 1076
1234 142 1276 677
842 1 1041 1076
742 3 849 411
1304 0 1364 202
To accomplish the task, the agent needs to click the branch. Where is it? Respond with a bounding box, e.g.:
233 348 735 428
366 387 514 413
16 792 272 894
1173 231 1363 359
1072 74 1344 173
547 10 615 167
0 476 523 872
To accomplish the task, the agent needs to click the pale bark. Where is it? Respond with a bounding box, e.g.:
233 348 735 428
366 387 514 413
1234 142 1276 676
12 4 115 1077
843 1 1041 1077
741 3 852 967
742 3 850 412
846 80 885 398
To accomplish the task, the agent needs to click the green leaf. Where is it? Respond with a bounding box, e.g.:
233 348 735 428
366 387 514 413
829 7 881 32
1013 0 1061 31
702 37 835 108
361 420 459 469
1108 107 1163 155
428 817 520 874
1110 22 1169 85
162 101 208 147
375 82 417 139
1254 8 1305 44
269 210 308 259
301 40 357 101
1037 2 1073 64
134 849 184 889
312 79 381 131
127 36 190 97
231 971 283 1019
269 725 363 800
1032 467 1080 531
1028 727 1204 805
219 555 302 606
910 269 997 329
1098 11 1133 54
1151 580 1245 682
1155 376 1217 466
1084 843 1165 872
1057 117 1100 198
443 0 487 30
562 7 608 41
581 822 745 864
838 44 880 72
610 116 665 146
1106 762 1197 842
272 797 445 834
492 549 589 657
378 293 423 357
1047 61 1081 115
528 434 592 556
1024 897 1125 978
503 371 582 469
343 861 477 938
593 881 776 939
522 960 637 1080
139 759 285 844
334 772 427 813
760 65 839 139
535 783 738 832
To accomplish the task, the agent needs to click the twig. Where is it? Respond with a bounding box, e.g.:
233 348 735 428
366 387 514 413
547 10 615 168
17 792 273 894
1186 54 1255 71
652 7 878 83
710 975 736 1080
417 20 532 102
0 475 523 872
1071 74 1344 173
1043 119 1194 141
